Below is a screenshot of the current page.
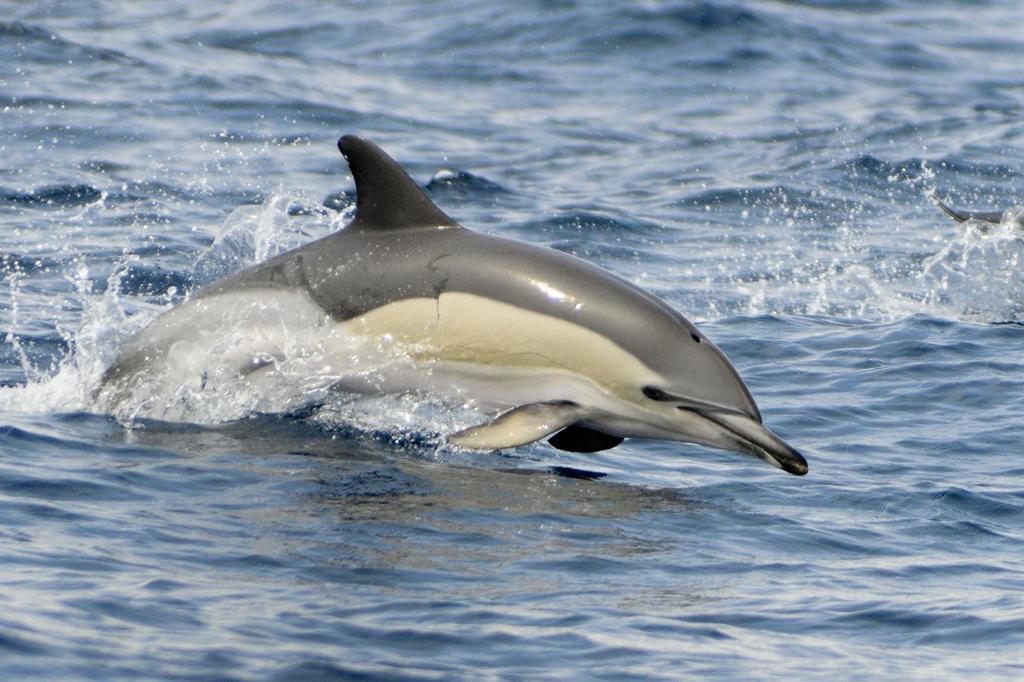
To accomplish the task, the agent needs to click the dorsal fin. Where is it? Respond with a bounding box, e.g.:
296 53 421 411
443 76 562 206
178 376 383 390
337 135 459 231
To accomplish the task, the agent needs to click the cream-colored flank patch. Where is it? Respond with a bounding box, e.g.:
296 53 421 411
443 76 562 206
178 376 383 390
344 292 659 398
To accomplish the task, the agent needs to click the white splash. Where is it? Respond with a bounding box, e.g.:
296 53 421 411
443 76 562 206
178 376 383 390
0 259 149 414
0 193 347 419
709 200 1024 322
192 192 346 286
917 209 1024 321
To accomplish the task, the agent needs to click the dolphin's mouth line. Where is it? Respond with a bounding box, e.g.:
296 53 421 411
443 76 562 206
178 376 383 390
683 408 809 476
675 402 750 420
646 385 760 421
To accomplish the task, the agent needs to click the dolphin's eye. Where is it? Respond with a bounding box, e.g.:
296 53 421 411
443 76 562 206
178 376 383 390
691 333 701 343
643 386 671 401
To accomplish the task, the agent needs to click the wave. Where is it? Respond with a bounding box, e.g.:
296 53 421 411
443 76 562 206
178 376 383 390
425 168 512 197
516 211 663 238
1 184 103 208
0 21 147 66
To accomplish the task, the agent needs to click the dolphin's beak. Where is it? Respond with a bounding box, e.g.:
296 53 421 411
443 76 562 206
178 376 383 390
694 409 808 476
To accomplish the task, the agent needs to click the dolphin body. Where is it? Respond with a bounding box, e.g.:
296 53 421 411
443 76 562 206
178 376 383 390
936 198 1022 228
99 136 808 475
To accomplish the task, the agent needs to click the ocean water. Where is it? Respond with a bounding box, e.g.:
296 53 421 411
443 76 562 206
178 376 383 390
2 0 1024 678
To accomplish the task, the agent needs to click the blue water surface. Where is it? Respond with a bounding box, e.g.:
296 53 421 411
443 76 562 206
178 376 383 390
2 0 1024 679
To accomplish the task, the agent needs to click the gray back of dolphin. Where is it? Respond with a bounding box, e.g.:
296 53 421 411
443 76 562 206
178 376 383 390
196 136 760 418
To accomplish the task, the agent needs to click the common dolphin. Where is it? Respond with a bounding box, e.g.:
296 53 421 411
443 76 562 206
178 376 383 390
98 136 808 475
936 197 1022 228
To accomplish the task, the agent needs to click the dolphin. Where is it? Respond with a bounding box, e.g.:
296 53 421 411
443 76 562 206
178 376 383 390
936 197 1021 228
98 135 808 475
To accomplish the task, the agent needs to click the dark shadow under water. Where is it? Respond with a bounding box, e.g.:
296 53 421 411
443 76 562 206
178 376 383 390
114 412 695 523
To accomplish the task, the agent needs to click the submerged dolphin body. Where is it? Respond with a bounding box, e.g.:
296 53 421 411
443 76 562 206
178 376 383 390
99 136 808 475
